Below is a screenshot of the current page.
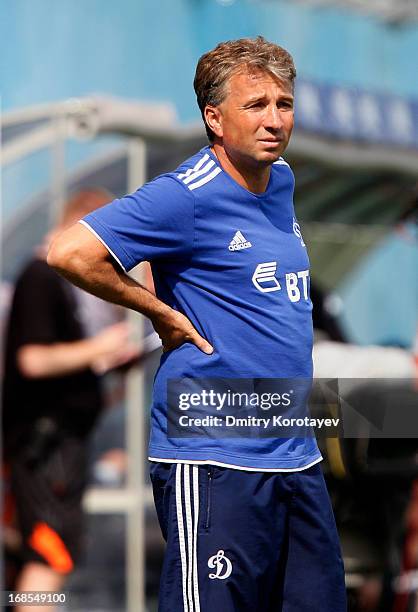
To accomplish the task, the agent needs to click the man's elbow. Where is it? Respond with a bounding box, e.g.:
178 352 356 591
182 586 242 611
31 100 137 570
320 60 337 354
47 222 112 284
47 233 86 279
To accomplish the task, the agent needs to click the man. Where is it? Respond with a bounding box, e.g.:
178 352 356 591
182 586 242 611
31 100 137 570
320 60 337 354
3 189 137 612
48 37 346 611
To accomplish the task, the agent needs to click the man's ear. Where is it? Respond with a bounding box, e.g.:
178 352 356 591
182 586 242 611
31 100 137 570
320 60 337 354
204 105 223 138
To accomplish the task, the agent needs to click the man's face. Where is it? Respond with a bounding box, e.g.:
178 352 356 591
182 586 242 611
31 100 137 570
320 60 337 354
208 69 294 168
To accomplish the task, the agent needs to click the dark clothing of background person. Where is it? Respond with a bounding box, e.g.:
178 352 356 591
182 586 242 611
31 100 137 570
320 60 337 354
2 258 103 570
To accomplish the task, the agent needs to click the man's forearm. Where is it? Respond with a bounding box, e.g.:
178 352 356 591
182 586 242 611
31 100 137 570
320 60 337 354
18 338 108 378
17 321 137 379
58 255 169 320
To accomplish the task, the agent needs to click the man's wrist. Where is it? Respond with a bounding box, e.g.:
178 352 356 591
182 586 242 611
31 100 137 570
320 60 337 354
147 298 175 327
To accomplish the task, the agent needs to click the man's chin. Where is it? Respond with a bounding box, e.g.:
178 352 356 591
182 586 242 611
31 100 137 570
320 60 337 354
256 149 283 164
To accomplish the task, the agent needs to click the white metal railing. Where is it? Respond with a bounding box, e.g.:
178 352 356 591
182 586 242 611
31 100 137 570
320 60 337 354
3 96 418 180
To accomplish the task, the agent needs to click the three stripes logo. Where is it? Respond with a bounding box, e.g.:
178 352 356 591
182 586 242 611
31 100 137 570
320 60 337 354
228 230 252 251
178 153 222 191
252 262 281 293
175 464 201 611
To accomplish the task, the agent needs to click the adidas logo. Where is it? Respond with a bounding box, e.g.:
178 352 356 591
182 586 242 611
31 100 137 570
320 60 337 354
228 231 252 251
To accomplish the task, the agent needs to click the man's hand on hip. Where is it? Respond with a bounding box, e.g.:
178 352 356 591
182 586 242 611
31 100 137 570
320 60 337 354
151 309 213 355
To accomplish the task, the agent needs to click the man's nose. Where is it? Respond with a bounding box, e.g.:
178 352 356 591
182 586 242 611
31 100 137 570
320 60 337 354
264 105 283 130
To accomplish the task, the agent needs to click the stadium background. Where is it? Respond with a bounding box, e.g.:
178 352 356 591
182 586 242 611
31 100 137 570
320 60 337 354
2 1 418 611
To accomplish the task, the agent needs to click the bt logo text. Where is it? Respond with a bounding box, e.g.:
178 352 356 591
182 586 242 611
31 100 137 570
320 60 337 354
252 263 309 302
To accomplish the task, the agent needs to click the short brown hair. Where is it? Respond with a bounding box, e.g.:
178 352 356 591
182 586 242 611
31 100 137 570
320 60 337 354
194 36 296 142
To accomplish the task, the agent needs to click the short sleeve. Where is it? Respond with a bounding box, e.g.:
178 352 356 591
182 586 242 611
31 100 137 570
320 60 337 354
81 175 195 271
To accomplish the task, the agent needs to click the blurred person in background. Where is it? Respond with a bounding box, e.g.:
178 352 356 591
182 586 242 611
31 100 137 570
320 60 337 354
48 37 346 611
2 189 138 611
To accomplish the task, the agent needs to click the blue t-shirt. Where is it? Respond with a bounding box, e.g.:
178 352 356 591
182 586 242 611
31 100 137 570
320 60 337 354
82 146 321 471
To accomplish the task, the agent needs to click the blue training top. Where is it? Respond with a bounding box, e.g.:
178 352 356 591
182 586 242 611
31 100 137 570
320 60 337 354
82 146 321 471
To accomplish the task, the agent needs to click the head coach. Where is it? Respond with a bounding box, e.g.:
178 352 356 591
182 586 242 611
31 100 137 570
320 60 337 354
48 36 346 612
